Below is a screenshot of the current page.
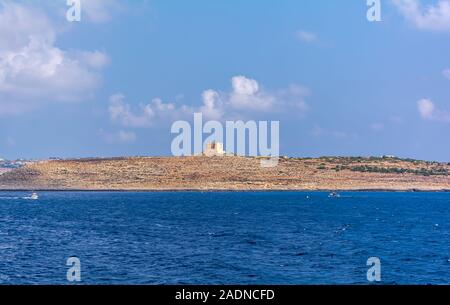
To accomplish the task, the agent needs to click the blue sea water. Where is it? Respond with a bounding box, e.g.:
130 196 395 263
0 191 449 284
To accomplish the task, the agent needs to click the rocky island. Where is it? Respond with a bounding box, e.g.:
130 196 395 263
0 155 449 191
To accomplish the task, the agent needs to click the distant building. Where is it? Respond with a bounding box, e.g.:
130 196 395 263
204 142 225 157
382 155 397 159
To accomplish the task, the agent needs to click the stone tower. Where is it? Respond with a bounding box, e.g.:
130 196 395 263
204 142 225 157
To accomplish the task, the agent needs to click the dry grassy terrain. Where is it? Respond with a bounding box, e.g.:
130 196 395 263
0 156 449 191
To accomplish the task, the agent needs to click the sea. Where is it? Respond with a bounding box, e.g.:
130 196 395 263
0 191 449 284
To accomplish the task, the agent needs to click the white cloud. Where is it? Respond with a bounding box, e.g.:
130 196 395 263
418 98 435 119
232 75 259 95
108 93 192 127
393 0 450 31
295 30 318 43
108 94 154 128
417 98 450 122
108 76 311 127
0 2 108 115
200 76 310 119
0 2 54 51
229 76 275 111
199 89 224 120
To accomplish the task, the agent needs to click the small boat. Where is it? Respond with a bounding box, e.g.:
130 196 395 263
328 191 340 198
30 192 39 200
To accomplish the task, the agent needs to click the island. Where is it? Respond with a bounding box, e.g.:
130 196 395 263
0 155 449 191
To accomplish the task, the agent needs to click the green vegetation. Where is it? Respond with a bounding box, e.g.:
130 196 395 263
345 165 448 176
317 164 327 170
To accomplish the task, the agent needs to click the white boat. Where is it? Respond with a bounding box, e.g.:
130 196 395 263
30 192 39 200
328 191 340 198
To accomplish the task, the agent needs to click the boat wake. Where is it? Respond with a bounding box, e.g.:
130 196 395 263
0 192 39 201
22 196 38 200
0 196 23 200
0 196 36 200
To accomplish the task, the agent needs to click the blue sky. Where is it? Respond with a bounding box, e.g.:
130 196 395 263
1 0 450 161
